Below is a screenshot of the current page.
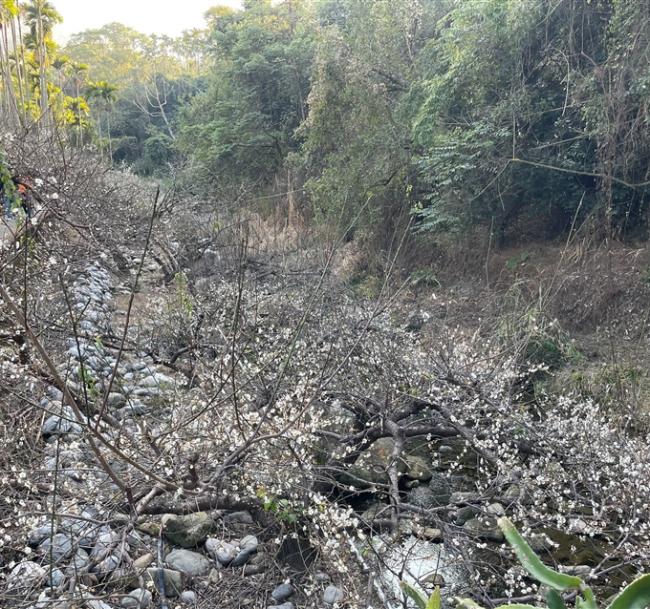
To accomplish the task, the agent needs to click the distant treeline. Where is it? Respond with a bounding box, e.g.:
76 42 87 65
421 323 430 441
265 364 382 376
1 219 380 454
4 0 649 245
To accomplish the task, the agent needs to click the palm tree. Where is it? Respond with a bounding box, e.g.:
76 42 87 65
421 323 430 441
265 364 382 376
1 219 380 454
22 0 61 125
0 0 21 126
87 80 118 159
51 53 68 88
67 61 87 142
65 94 88 145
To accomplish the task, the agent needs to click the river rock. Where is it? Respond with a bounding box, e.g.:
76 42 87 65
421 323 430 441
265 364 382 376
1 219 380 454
46 568 65 589
139 373 174 388
162 512 214 547
8 561 46 588
60 508 100 548
42 408 82 437
455 505 480 525
271 582 294 602
205 538 237 565
165 549 211 577
65 548 91 576
422 573 445 586
419 527 443 542
180 591 197 604
91 528 121 559
93 553 121 577
487 502 506 517
408 473 451 508
86 601 113 609
345 437 402 487
146 568 185 597
121 588 152 608
133 553 154 569
463 518 504 542
39 532 74 562
106 392 126 407
231 534 259 566
28 523 57 546
268 604 295 609
403 455 433 481
224 510 254 525
323 585 345 605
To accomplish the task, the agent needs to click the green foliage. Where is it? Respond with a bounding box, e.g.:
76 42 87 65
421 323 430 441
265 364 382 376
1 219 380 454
409 268 440 289
400 581 441 609
64 23 206 172
498 518 583 592
177 0 314 196
79 365 100 400
457 518 650 609
42 0 650 245
0 149 19 211
352 274 383 300
299 0 429 234
505 252 531 271
258 491 303 525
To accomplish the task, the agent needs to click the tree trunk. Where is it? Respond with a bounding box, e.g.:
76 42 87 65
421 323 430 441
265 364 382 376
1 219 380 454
0 22 19 128
37 8 49 128
16 4 29 108
106 108 113 160
9 16 25 124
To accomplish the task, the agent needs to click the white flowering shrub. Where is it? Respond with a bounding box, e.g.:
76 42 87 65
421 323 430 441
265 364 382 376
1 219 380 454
1 134 650 609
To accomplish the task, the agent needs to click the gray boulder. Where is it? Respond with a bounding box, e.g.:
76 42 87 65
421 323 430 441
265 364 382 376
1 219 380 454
224 511 254 525
91 528 121 559
165 549 211 577
7 561 46 588
42 408 82 437
65 548 91 576
93 553 122 577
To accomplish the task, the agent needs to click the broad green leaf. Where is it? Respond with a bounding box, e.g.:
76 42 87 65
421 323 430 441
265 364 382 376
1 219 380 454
546 589 568 609
580 587 597 609
605 574 650 609
400 581 427 609
426 586 441 609
498 518 583 591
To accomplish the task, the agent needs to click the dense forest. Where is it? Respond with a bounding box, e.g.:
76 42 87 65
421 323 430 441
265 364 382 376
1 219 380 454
2 2 650 609
3 0 650 249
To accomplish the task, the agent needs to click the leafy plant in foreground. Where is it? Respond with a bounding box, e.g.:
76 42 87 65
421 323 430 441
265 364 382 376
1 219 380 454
401 581 441 609
456 517 650 609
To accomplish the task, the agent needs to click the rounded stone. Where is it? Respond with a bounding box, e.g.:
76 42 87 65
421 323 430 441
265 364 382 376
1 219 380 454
180 590 198 604
271 582 294 602
165 549 211 577
205 538 237 566
121 587 152 608
323 585 345 605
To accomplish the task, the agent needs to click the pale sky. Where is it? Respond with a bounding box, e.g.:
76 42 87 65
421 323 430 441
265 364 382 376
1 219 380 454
53 0 242 42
